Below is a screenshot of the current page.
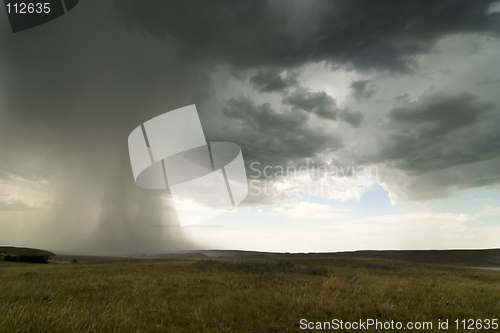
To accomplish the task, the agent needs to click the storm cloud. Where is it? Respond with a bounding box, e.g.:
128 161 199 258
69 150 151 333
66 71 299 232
221 96 344 167
109 0 500 203
1 0 500 255
249 68 298 93
281 87 364 127
375 92 499 172
349 80 378 101
114 0 500 73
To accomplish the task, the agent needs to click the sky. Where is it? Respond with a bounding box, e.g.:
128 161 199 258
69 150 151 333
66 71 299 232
0 0 499 255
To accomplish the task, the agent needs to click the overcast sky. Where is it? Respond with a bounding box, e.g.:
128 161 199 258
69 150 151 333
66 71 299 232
1 0 499 255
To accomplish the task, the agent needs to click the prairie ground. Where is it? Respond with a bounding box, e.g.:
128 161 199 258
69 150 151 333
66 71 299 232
0 258 499 332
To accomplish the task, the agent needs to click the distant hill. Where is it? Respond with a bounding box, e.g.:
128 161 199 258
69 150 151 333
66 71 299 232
17 247 498 267
0 246 55 257
151 248 500 267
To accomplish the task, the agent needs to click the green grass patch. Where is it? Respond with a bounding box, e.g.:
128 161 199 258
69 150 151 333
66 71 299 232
0 257 499 332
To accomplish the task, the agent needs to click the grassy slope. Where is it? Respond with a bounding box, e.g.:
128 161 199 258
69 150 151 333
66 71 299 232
0 247 55 257
0 258 499 332
153 249 500 267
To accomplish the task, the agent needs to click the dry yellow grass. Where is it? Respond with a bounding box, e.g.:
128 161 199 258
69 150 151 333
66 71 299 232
0 258 499 332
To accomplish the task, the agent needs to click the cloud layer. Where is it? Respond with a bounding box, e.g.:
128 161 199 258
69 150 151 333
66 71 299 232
114 0 500 73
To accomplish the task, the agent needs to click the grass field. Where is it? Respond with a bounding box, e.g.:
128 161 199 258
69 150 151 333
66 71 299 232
1 258 499 332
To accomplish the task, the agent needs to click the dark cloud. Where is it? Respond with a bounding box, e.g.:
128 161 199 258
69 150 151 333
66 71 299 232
388 93 492 128
337 109 364 128
368 92 499 172
282 88 338 120
250 68 298 93
282 88 364 127
114 0 500 73
222 97 308 132
221 96 343 168
350 80 378 101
